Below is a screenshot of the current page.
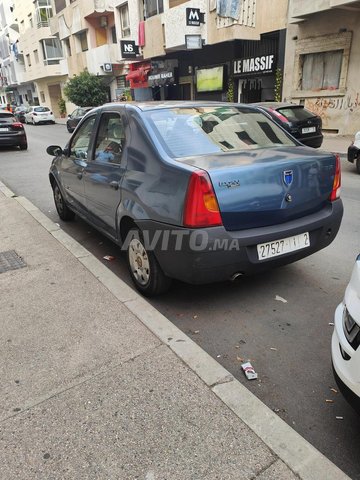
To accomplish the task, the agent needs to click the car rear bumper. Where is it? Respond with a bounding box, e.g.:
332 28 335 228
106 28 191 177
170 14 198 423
298 134 323 148
348 145 359 163
332 303 360 413
135 199 343 284
0 133 27 146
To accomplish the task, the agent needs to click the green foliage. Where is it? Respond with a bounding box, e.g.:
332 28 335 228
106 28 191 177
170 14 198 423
58 97 66 115
227 76 234 102
63 70 108 107
274 68 283 102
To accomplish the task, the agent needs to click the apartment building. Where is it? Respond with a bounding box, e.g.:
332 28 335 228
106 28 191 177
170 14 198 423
121 0 289 103
283 0 360 134
0 0 26 105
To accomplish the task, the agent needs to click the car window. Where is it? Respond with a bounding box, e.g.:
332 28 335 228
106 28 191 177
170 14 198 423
145 106 297 158
34 107 50 112
69 115 96 159
94 112 125 165
277 107 315 121
0 113 16 123
70 109 78 118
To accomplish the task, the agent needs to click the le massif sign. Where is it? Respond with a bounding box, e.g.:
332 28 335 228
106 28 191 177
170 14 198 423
233 54 276 77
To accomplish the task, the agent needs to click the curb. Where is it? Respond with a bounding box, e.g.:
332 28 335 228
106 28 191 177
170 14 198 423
0 180 350 480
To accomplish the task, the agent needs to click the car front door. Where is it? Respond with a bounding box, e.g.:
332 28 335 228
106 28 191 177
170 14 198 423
83 110 127 239
58 115 97 213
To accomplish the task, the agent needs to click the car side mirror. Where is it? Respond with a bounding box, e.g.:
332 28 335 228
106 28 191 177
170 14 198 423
46 145 63 156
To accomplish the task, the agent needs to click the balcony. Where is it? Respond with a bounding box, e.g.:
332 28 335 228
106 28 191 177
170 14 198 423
290 0 360 22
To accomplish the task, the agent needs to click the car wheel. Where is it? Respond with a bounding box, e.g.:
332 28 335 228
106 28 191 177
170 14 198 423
356 156 360 174
53 183 75 221
66 124 73 133
126 228 172 296
19 143 28 150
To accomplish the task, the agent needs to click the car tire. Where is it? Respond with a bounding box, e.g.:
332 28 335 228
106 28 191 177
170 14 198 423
126 228 172 296
67 124 73 133
356 155 360 174
53 183 75 221
19 143 28 150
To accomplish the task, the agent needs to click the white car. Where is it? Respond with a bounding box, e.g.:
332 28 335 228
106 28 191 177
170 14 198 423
347 131 360 174
25 106 55 125
332 255 360 413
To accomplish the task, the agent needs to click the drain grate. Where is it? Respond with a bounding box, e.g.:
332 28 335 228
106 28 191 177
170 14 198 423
0 250 27 274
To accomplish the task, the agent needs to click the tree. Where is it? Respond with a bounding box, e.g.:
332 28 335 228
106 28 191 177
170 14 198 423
63 70 108 107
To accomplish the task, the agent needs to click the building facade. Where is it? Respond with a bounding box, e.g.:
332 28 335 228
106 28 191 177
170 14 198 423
283 0 360 134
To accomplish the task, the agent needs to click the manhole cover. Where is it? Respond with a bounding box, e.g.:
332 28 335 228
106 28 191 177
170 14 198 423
0 250 27 274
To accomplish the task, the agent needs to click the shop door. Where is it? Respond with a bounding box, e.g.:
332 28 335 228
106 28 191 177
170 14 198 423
239 79 262 104
180 83 191 100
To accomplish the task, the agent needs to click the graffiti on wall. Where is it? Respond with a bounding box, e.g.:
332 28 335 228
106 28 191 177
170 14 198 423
305 93 360 129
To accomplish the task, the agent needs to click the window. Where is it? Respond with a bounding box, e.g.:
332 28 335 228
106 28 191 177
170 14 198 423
40 91 45 102
293 32 351 97
63 37 71 56
76 31 88 52
20 20 24 32
94 113 125 165
34 49 39 63
119 4 130 38
111 26 117 44
41 38 63 65
144 0 163 18
28 13 33 28
70 116 96 159
301 51 342 91
26 54 31 67
54 0 66 14
35 0 53 28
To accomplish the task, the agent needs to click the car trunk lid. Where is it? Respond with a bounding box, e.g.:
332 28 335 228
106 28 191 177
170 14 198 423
182 146 337 231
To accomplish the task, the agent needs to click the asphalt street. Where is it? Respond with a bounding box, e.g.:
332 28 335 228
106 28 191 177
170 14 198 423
1 123 360 479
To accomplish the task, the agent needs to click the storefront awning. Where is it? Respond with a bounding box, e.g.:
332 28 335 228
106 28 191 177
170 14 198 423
125 63 151 89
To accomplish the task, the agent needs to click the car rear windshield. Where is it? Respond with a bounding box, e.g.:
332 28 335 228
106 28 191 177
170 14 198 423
34 107 50 112
277 106 315 121
0 113 16 123
144 106 297 158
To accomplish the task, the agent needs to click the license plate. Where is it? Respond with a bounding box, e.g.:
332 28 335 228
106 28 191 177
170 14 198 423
302 126 316 134
257 232 310 260
0 127 9 132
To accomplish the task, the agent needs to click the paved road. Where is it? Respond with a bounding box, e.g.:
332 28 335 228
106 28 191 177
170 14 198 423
1 123 360 479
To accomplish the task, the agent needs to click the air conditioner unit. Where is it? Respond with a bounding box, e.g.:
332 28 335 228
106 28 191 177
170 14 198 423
99 16 108 28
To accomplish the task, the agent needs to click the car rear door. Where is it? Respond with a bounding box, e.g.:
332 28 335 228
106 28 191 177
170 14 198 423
82 110 127 239
57 114 97 213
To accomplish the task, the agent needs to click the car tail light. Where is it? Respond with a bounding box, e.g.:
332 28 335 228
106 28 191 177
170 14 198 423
330 154 341 201
270 108 290 124
183 170 222 228
11 122 24 130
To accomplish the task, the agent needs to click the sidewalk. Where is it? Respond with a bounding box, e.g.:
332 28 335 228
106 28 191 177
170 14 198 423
321 133 352 156
0 181 350 480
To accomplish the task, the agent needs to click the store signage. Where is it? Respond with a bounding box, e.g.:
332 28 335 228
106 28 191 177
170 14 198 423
186 8 205 26
120 40 139 59
103 63 112 72
148 71 175 87
233 54 275 77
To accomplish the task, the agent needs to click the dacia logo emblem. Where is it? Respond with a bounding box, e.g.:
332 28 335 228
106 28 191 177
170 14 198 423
283 170 293 186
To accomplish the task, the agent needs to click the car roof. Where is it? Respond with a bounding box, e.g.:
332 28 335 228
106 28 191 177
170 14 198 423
100 101 260 113
251 102 304 110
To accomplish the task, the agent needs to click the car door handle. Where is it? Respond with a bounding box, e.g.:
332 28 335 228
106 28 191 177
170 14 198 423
109 181 120 190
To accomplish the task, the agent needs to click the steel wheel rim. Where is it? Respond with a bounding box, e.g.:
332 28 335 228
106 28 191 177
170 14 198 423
128 238 150 286
54 186 63 214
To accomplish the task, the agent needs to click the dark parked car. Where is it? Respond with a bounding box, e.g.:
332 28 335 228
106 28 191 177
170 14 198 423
14 106 27 123
0 111 27 150
47 102 342 296
252 102 323 148
347 131 360 174
66 107 94 133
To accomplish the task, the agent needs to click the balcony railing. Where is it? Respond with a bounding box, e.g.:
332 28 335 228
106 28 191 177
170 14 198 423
37 20 50 28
